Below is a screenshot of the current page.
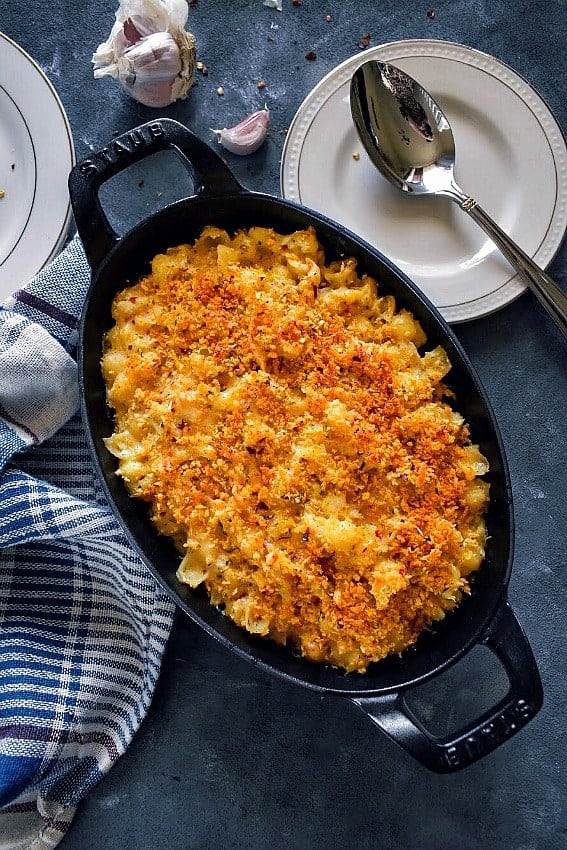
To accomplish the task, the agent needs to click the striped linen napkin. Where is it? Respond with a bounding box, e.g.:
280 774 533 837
0 236 175 849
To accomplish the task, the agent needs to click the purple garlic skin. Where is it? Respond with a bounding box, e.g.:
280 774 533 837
93 0 197 108
213 108 270 155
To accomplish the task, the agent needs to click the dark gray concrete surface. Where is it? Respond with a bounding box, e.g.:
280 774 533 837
3 1 566 847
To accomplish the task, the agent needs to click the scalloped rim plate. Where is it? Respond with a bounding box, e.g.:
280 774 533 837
0 32 75 301
281 39 567 323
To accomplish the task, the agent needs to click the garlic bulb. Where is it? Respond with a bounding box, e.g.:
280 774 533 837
213 108 270 155
93 0 197 108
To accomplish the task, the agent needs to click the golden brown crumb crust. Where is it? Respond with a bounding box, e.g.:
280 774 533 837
102 225 489 673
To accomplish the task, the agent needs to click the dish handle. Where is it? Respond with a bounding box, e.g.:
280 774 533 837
352 601 543 773
68 118 244 272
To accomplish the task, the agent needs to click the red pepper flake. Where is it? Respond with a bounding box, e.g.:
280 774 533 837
427 8 436 17
305 50 317 61
318 554 336 578
292 0 301 5
301 529 310 542
357 33 371 49
267 34 276 42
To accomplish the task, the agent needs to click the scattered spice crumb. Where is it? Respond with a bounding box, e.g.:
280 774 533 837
352 151 360 161
427 8 436 18
257 80 266 89
217 86 225 96
358 33 371 49
267 34 276 42
292 0 301 5
325 14 332 22
11 163 15 170
138 179 145 187
305 50 317 60
156 191 163 197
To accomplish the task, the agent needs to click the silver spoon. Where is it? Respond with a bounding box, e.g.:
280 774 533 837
350 60 567 338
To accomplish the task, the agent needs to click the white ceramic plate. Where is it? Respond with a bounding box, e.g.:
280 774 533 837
281 39 567 323
0 32 74 301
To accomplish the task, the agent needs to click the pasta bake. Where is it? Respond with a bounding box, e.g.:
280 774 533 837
102 225 489 673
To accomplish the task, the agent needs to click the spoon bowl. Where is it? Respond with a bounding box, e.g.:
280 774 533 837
350 60 567 338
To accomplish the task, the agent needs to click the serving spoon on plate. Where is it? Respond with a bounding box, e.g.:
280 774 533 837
350 60 567 338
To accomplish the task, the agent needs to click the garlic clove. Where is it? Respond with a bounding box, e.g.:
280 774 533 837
213 108 270 156
116 32 182 83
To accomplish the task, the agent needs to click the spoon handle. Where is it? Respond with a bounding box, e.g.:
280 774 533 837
458 195 567 340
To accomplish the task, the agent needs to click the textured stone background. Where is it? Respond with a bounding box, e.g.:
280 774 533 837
2 1 566 848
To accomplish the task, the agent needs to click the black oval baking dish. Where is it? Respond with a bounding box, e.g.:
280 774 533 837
69 119 542 773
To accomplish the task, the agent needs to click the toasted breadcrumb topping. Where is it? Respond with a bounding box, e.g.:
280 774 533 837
102 225 489 673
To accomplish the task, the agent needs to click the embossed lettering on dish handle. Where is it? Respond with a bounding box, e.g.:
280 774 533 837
79 122 167 176
352 602 543 773
442 697 538 770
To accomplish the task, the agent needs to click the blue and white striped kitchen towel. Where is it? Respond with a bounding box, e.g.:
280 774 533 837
0 236 175 849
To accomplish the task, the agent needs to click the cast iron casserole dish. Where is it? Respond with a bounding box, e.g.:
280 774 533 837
69 119 543 773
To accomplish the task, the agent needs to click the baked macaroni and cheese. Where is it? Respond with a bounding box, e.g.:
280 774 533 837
102 225 489 673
